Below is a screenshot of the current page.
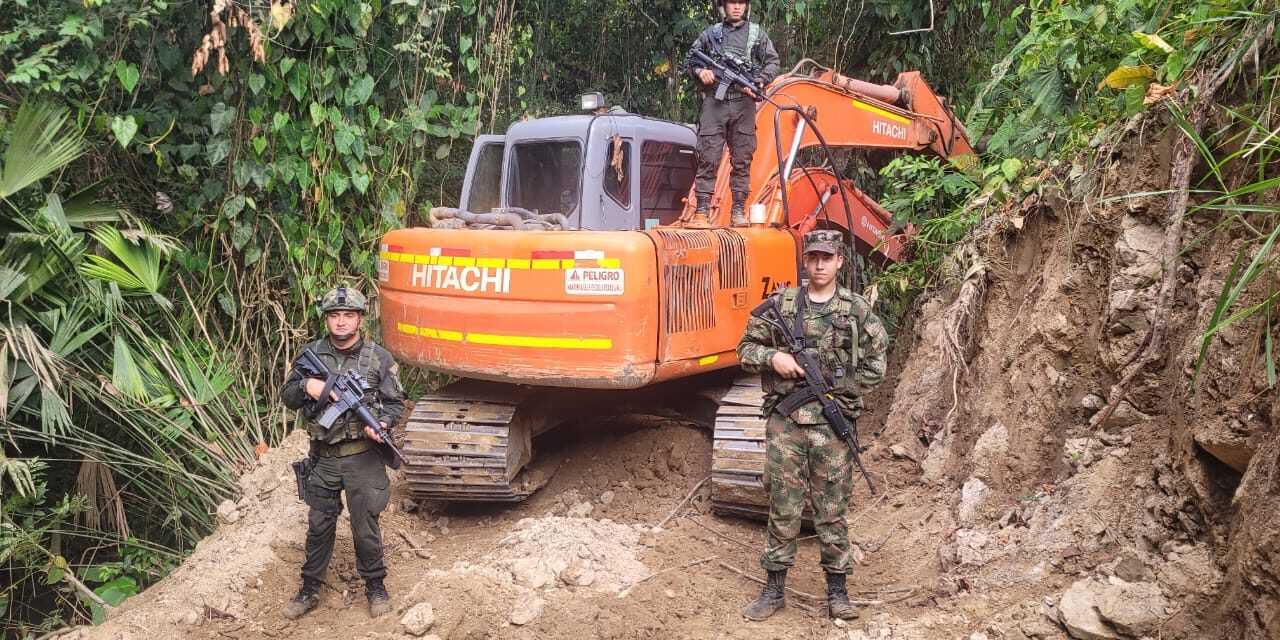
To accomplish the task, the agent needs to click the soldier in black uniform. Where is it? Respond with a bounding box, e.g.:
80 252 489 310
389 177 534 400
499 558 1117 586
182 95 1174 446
280 285 405 620
684 0 780 226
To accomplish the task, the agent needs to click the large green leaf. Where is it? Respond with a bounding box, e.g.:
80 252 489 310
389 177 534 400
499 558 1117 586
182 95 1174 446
0 102 84 200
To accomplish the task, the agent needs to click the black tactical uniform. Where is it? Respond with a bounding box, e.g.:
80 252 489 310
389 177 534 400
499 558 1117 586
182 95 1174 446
683 2 780 225
280 286 405 620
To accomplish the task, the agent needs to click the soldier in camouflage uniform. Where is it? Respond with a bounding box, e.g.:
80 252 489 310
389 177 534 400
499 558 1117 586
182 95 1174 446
683 0 780 226
280 285 405 620
736 230 889 621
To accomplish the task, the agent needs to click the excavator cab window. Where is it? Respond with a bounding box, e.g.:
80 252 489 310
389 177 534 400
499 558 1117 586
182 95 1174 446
508 140 582 220
604 139 632 208
466 141 503 213
640 141 696 228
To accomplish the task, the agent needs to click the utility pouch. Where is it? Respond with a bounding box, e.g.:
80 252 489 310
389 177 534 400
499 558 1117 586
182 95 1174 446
291 457 315 503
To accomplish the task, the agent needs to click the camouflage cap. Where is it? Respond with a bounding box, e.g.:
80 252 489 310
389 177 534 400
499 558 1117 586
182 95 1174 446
318 285 367 313
803 229 842 255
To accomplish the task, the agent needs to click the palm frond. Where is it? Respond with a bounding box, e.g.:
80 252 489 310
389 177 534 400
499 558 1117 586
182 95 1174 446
61 179 123 228
0 323 64 394
79 226 171 308
0 102 84 200
35 303 107 358
111 334 148 401
0 263 30 301
0 455 43 499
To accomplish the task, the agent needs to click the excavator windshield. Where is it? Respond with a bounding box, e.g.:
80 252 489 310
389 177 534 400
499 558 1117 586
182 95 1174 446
507 140 582 217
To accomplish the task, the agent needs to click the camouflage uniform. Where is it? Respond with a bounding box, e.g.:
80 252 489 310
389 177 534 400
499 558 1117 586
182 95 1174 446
736 249 888 575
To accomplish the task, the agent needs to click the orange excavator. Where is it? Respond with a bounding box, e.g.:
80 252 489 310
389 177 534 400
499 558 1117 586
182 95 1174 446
377 59 974 516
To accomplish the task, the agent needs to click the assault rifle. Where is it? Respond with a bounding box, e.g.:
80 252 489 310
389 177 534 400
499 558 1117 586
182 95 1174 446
691 49 763 102
750 291 877 494
293 347 406 468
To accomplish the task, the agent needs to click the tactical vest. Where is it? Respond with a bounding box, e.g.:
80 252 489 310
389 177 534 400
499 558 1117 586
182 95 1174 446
777 287 865 389
710 22 762 67
306 340 381 442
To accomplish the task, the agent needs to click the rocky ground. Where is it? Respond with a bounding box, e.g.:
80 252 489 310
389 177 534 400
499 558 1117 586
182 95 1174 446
71 402 1207 640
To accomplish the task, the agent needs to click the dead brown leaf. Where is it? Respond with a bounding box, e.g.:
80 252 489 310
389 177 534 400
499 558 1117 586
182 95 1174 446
1143 82 1178 106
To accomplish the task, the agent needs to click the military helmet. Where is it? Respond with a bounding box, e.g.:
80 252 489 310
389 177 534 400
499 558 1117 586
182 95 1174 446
717 0 751 18
803 229 843 255
318 285 367 313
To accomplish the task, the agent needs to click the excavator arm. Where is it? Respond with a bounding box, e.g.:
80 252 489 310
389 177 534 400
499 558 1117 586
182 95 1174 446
687 63 976 256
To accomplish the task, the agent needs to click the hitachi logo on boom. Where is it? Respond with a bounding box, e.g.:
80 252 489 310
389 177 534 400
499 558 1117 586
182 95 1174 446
872 120 908 141
411 264 511 294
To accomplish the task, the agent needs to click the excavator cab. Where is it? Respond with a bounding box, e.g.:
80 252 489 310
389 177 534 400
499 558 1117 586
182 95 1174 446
453 113 696 231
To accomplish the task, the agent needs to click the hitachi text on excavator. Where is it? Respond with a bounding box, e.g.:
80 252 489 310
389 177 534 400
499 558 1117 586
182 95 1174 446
376 59 974 517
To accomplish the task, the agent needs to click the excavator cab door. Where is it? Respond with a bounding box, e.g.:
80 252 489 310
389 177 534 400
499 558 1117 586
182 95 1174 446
459 134 505 214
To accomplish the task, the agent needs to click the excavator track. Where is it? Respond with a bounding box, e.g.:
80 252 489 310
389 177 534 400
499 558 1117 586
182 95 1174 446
710 375 771 519
401 382 546 502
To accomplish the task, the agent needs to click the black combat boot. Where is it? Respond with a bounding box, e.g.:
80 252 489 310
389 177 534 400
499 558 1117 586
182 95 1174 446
825 572 860 620
730 201 748 227
366 577 392 618
281 577 322 620
742 569 786 621
694 195 710 216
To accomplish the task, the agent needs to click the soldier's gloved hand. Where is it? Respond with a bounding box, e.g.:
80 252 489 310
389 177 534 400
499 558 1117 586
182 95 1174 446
697 68 716 85
770 351 805 379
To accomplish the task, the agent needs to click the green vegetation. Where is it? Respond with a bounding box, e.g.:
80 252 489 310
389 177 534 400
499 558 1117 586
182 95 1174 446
1 0 1277 634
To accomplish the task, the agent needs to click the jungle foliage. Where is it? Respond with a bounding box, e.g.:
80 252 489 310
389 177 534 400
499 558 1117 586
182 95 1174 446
1 0 1276 634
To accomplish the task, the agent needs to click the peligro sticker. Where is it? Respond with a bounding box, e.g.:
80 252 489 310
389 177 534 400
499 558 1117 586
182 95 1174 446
378 259 390 282
565 268 624 295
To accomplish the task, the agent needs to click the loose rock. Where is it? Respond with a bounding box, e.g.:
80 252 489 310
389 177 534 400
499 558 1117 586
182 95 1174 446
1058 579 1120 640
509 557 556 589
1095 581 1169 636
561 558 596 587
216 500 240 525
399 602 435 637
510 595 544 625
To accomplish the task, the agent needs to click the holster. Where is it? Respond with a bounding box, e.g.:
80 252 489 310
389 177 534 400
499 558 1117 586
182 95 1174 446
291 457 314 503
291 456 342 514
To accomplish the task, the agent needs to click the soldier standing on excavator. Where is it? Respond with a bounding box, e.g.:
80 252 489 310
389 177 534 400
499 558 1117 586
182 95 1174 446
684 0 780 227
280 285 405 621
736 230 889 621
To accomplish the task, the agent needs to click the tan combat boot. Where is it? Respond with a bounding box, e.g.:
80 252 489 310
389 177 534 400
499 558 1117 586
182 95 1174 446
742 569 786 621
